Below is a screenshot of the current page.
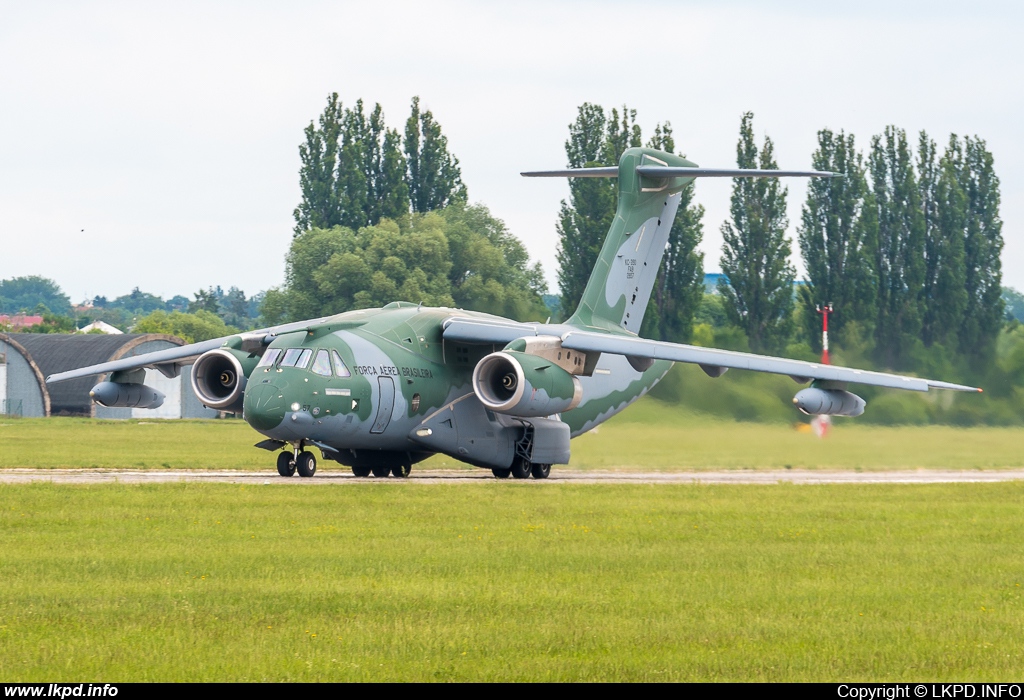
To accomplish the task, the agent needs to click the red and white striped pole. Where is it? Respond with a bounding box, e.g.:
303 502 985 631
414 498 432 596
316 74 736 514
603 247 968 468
816 303 833 365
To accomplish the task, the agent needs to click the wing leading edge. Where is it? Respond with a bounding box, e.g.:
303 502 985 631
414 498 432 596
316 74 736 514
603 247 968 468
44 317 328 385
441 318 980 393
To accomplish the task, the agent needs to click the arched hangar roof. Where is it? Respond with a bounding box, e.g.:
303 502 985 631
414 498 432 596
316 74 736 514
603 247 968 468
5 333 183 416
0 333 51 416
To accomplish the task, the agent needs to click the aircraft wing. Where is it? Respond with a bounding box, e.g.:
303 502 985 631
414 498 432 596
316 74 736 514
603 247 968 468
442 318 980 393
44 318 327 385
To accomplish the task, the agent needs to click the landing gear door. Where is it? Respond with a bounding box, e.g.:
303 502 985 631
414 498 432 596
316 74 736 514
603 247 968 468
371 376 396 434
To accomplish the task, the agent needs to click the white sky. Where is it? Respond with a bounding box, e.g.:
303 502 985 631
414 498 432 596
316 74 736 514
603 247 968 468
1 0 1021 304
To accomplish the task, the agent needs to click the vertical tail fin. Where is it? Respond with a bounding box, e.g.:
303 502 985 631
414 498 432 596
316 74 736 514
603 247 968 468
568 147 697 334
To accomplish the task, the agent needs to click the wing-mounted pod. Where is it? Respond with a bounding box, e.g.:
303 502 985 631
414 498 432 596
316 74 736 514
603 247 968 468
90 368 165 409
191 344 262 412
472 337 584 418
793 386 866 417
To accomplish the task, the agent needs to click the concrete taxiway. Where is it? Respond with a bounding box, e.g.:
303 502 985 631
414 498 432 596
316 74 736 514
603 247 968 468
1 468 1023 484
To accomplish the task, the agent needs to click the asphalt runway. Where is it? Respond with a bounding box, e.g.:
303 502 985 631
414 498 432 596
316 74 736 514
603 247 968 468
2 468 1024 485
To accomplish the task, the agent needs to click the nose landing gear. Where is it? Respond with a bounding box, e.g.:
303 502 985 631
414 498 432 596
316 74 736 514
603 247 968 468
277 444 317 477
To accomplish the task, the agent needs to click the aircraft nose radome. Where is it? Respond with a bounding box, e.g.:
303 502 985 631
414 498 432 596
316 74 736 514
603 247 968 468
244 382 286 431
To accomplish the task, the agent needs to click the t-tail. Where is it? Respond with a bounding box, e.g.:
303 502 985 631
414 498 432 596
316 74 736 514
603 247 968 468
523 147 840 335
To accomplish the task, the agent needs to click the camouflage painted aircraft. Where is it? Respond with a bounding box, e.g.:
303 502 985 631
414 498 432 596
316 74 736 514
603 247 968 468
47 147 981 479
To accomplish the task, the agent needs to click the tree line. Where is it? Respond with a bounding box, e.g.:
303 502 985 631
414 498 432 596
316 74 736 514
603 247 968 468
555 104 1006 375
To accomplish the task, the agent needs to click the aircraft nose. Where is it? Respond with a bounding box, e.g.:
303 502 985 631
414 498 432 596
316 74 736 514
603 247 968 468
244 382 286 431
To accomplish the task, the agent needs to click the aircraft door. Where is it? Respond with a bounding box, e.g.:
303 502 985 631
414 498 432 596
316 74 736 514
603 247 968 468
370 376 396 434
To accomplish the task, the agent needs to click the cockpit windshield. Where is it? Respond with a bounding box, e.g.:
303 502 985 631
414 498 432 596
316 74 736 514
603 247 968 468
256 348 281 368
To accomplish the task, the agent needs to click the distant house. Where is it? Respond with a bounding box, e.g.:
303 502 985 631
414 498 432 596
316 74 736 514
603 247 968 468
0 315 43 330
77 320 123 335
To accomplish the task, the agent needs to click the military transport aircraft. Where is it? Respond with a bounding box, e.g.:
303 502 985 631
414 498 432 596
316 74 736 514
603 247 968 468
46 147 981 479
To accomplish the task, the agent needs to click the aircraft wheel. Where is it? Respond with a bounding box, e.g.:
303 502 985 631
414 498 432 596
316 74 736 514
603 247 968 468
530 463 551 479
276 452 296 477
296 451 317 478
370 465 391 478
352 465 371 477
511 457 532 479
391 462 412 478
492 468 511 479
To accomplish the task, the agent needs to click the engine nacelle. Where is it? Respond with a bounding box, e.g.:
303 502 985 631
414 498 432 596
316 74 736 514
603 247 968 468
90 382 165 409
793 387 866 417
191 348 258 412
472 351 582 417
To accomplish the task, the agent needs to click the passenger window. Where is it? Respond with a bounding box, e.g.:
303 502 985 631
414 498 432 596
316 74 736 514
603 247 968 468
257 348 281 368
311 350 332 376
279 348 303 367
296 349 313 369
332 350 351 378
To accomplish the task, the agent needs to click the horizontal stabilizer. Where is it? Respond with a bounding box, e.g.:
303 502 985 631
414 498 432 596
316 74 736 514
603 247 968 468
521 166 840 179
635 166 841 179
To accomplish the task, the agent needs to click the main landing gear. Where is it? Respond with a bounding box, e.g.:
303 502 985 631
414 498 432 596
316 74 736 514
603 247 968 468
350 455 413 478
493 457 550 480
277 448 317 478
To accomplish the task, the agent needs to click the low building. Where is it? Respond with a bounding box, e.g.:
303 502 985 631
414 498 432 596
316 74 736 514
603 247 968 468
0 333 216 419
76 320 123 335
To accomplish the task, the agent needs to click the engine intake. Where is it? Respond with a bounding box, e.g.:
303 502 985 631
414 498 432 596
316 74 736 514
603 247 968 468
472 351 582 417
90 382 165 409
191 348 255 412
793 387 865 417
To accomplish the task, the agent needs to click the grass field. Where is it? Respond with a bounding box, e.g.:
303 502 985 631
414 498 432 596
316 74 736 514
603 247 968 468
2 482 1024 681
0 397 1021 470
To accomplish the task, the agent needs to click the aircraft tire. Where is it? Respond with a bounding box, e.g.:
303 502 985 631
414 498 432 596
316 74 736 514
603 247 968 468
491 468 511 479
511 458 532 479
530 463 551 479
370 465 391 478
296 451 317 478
351 466 372 477
391 462 412 478
276 452 296 477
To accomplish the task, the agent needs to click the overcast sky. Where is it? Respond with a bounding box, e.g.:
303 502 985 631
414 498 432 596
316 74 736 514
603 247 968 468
1 0 1020 305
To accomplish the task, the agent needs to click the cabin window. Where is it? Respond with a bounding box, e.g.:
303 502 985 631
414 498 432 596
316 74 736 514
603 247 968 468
310 350 332 376
257 348 282 369
295 349 313 369
279 348 304 368
411 393 421 412
332 350 351 378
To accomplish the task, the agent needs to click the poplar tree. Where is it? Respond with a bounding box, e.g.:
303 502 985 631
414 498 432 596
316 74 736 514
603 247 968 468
293 93 343 235
919 132 967 348
640 122 705 343
555 103 615 317
797 129 874 350
959 136 1004 361
719 112 795 353
867 126 925 367
404 96 466 213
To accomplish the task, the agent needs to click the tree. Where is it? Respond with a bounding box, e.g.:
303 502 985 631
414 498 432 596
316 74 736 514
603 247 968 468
110 287 165 314
640 122 705 343
919 132 967 348
958 136 1004 362
555 103 615 318
719 112 795 353
797 129 875 350
0 276 72 315
261 207 548 325
133 310 238 343
189 288 220 314
293 95 411 235
441 204 549 321
867 126 925 367
293 93 343 235
405 96 466 213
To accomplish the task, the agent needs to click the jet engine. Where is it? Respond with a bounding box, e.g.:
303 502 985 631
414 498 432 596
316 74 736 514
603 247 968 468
793 387 865 417
90 382 165 409
472 351 582 417
191 348 258 412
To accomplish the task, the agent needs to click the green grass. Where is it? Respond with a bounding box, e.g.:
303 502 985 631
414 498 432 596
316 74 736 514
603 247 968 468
2 482 1024 681
1 397 1022 470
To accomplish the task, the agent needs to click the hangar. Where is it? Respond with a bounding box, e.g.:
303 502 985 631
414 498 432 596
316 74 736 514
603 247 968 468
0 333 215 419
